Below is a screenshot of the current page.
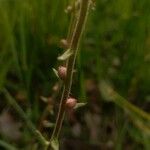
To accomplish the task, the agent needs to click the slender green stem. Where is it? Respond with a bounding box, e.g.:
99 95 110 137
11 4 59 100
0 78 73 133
2 89 49 148
99 81 150 121
50 0 91 140
0 140 18 150
114 93 150 121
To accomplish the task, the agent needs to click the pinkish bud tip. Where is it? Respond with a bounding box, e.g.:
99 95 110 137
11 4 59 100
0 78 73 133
66 98 77 109
58 66 67 80
60 39 69 49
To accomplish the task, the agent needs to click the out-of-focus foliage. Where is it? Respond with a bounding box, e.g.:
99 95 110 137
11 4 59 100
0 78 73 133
0 0 150 149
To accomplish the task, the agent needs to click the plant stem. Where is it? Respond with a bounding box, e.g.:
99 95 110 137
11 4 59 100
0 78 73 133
0 140 18 150
2 89 49 148
51 0 91 140
99 81 150 121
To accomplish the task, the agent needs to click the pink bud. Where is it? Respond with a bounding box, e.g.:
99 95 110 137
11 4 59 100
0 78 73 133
58 66 67 80
60 39 69 49
66 98 77 109
65 6 73 14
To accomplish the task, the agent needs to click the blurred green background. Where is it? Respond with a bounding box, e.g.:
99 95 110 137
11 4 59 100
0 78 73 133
0 0 150 149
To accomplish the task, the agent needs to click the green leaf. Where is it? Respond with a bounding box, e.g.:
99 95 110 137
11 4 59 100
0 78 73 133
51 138 59 150
74 103 87 109
43 121 55 128
52 68 59 78
57 49 72 61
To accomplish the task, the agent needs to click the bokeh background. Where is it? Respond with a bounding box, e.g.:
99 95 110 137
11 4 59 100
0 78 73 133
0 0 150 149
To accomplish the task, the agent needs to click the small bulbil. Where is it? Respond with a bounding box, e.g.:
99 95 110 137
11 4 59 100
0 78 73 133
60 39 69 49
58 66 67 80
66 98 77 109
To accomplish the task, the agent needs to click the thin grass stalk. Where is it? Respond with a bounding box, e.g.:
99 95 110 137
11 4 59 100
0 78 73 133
50 0 91 140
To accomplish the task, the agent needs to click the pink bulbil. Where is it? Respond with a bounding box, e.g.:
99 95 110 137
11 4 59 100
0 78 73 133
66 98 77 109
58 66 67 80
